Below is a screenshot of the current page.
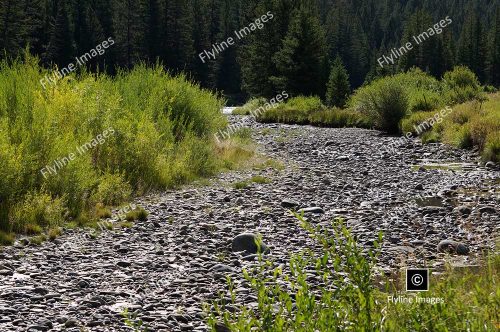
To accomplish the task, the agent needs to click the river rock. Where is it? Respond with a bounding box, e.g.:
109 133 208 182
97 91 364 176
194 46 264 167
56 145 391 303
298 207 325 214
437 240 470 255
231 233 269 255
281 200 299 208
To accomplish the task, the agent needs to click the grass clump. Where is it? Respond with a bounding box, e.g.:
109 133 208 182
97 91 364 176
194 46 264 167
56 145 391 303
233 181 250 190
117 221 134 229
405 93 500 161
233 175 271 189
257 96 325 124
125 207 148 222
208 215 499 331
308 108 373 128
0 231 14 245
253 159 285 171
257 96 370 128
0 54 236 238
29 234 47 246
250 175 271 184
232 98 267 115
48 227 62 241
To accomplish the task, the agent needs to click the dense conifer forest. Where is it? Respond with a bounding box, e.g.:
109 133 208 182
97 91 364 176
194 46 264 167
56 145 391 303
1 0 499 102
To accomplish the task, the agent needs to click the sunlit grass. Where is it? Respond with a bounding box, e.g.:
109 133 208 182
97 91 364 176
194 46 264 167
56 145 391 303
0 54 255 240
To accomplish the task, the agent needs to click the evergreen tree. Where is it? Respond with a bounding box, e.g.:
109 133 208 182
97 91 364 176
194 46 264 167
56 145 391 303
325 3 370 88
487 7 500 86
46 1 74 66
399 10 438 75
239 0 278 97
114 0 142 68
326 56 350 107
142 0 161 62
0 0 24 57
21 0 46 57
213 0 240 96
162 0 195 73
92 0 116 72
272 6 328 97
192 0 211 86
457 10 488 82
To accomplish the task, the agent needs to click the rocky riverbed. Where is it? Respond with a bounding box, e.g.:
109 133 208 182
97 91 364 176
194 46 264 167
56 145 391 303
0 116 498 331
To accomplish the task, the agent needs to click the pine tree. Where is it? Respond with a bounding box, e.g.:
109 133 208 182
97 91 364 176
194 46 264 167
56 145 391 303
326 56 350 108
238 0 278 97
0 0 24 57
192 0 211 86
271 6 328 97
162 0 195 73
142 0 161 62
46 1 74 66
487 7 500 86
92 0 116 72
213 0 240 96
457 10 488 82
21 0 46 57
325 3 370 88
399 10 436 74
114 0 142 68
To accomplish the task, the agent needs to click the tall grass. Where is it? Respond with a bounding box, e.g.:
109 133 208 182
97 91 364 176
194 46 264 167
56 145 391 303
208 215 499 331
255 96 372 128
402 93 500 161
257 96 326 124
0 54 228 235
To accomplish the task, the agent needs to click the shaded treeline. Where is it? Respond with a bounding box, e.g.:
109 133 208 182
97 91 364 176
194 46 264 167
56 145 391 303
0 0 499 101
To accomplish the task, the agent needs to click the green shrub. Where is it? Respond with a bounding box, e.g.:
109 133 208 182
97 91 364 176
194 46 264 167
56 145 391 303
351 79 409 133
401 112 435 134
442 66 485 104
256 96 371 129
92 173 132 206
412 93 500 160
208 216 381 331
443 66 481 90
9 191 66 234
410 91 442 112
0 55 230 234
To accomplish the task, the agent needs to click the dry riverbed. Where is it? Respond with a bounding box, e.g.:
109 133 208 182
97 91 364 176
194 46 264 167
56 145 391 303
0 116 498 331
